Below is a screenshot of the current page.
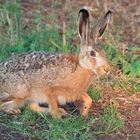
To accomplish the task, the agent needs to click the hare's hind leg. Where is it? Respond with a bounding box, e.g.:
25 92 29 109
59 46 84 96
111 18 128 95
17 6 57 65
28 102 67 118
0 92 10 100
0 98 25 114
80 93 92 116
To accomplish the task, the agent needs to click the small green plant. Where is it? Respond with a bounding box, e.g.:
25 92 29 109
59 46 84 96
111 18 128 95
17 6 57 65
104 39 140 77
89 86 101 101
123 54 140 77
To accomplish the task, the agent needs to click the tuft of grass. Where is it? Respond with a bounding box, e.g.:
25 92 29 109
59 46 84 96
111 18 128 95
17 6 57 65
37 113 92 140
93 102 124 136
100 102 124 134
110 75 140 94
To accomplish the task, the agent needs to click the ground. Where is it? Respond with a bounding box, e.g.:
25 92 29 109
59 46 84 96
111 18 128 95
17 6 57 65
0 0 140 140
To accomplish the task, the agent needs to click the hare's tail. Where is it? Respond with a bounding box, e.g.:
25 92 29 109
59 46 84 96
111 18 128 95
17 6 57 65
0 92 10 101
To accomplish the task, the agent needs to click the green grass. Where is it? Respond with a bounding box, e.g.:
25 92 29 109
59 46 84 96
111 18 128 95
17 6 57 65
0 110 95 140
0 0 140 139
0 105 124 140
99 102 124 134
89 86 101 101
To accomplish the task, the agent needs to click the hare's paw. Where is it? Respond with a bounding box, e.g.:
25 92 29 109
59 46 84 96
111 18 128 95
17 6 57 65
80 107 90 116
59 108 68 116
5 108 21 114
0 101 21 114
0 101 15 110
51 108 68 118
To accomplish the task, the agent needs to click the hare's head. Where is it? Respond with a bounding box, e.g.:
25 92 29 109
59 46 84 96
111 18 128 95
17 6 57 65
78 8 111 76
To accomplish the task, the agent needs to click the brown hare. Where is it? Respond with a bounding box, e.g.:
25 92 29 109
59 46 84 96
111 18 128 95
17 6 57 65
0 8 111 118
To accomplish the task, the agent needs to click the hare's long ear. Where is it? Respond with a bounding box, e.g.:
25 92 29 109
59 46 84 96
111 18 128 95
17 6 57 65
78 9 89 45
92 10 111 43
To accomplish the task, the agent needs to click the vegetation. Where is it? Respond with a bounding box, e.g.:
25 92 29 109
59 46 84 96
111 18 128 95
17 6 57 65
0 0 139 139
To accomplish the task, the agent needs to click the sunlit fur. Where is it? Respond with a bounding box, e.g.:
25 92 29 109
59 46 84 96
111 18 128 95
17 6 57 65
0 48 109 118
0 9 111 118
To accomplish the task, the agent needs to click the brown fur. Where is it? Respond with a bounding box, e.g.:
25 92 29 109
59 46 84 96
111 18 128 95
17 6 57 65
0 8 111 118
0 53 94 117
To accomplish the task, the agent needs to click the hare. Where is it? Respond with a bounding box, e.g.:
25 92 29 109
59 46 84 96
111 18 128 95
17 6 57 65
0 8 111 118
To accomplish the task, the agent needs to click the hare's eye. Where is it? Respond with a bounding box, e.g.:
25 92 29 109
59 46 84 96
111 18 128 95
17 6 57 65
90 50 96 57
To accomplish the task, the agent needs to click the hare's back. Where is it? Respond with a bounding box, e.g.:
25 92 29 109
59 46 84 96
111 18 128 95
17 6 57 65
0 52 79 83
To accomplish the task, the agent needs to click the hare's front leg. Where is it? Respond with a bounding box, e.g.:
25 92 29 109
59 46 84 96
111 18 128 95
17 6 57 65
80 93 92 116
48 95 67 118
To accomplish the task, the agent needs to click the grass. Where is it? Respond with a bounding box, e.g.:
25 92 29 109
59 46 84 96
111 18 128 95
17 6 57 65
0 105 124 140
0 0 140 139
99 102 124 134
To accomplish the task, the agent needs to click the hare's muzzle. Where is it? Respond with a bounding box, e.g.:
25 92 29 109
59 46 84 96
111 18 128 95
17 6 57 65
95 63 111 77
